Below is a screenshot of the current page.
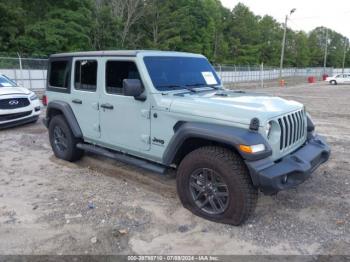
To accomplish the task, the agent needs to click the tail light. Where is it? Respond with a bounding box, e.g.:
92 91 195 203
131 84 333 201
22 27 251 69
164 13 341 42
42 95 48 106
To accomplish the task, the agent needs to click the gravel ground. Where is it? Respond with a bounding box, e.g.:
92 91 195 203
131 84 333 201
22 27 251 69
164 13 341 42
0 81 349 255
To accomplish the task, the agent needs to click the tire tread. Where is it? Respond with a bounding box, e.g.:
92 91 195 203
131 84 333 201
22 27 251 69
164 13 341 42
177 146 258 225
49 115 83 162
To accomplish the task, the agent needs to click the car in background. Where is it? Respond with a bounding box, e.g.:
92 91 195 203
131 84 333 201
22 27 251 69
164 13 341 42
0 74 41 129
325 74 350 85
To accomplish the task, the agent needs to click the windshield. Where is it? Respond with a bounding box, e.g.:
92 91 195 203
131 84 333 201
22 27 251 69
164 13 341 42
143 56 221 91
0 75 17 87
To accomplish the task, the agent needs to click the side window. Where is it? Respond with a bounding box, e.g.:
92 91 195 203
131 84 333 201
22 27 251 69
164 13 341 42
105 61 140 95
74 60 98 92
49 60 70 88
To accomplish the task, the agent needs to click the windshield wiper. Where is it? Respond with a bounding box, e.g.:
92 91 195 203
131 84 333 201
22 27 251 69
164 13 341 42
157 84 197 93
186 83 222 90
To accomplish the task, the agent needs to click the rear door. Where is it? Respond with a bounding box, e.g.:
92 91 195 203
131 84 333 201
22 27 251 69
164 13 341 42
70 58 100 139
98 58 151 152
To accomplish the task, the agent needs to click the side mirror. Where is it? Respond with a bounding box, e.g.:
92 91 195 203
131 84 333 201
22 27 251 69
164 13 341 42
123 79 146 101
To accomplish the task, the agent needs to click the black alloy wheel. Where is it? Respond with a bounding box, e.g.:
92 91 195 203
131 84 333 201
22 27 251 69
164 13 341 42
53 125 68 153
189 168 229 215
48 115 84 162
176 146 258 225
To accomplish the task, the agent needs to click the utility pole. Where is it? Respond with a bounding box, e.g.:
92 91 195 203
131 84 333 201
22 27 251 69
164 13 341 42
279 8 296 83
17 52 23 86
323 29 329 74
342 38 348 74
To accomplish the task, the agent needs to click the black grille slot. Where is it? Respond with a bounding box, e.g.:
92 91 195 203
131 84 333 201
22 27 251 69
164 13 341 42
291 114 297 143
0 98 30 109
0 110 32 121
278 110 306 151
278 119 284 150
283 117 289 148
287 115 293 146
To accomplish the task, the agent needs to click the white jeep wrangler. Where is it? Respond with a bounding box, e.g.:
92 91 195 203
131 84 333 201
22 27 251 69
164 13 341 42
43 51 330 225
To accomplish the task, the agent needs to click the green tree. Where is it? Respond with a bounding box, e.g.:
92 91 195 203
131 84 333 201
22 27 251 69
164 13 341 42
0 0 25 55
141 0 220 60
294 32 310 67
17 0 93 56
258 15 282 65
327 31 347 67
224 3 261 64
308 28 325 66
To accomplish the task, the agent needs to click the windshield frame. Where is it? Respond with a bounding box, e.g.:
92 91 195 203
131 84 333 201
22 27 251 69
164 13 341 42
142 55 222 93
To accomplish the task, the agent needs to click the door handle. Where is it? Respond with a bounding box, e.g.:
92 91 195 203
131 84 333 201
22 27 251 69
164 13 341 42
72 99 82 104
100 103 114 110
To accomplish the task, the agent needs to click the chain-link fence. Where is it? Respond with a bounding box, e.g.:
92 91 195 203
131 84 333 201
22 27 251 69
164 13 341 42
333 68 350 74
0 56 346 91
213 64 335 88
0 57 47 90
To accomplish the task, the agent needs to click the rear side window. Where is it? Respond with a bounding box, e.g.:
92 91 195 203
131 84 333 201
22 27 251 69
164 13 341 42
74 60 97 92
105 61 140 95
49 61 70 88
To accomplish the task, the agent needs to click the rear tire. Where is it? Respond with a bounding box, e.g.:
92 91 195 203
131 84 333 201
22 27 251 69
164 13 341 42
176 146 258 225
49 115 84 162
330 80 337 85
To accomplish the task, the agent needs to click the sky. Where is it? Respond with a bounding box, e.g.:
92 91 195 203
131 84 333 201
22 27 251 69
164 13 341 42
220 0 350 39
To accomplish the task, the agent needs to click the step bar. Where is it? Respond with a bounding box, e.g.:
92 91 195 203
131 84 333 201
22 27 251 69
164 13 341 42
76 143 167 174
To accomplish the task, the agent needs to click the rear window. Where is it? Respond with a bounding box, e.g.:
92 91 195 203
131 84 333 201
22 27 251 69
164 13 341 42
49 61 70 88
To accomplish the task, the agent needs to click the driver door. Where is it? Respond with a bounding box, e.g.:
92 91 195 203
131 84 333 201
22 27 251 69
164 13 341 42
98 58 151 152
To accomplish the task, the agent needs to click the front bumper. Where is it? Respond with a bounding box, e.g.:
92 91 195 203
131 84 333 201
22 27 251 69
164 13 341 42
0 115 39 129
246 134 330 195
0 100 41 129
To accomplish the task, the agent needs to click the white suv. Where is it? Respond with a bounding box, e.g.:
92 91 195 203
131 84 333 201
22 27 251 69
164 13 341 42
325 74 350 85
0 74 41 129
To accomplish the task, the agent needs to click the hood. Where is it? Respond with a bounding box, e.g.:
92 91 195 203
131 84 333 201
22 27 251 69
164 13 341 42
0 86 31 96
169 90 303 126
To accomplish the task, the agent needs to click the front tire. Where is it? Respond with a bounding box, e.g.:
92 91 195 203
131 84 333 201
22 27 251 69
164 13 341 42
330 80 337 85
49 115 83 162
176 146 258 225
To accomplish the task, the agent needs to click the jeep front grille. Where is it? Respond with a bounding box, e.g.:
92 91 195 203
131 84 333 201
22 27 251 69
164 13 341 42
277 110 306 151
0 98 30 109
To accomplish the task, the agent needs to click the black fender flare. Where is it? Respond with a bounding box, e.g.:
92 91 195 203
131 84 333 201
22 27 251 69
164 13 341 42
162 122 272 165
44 101 83 138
